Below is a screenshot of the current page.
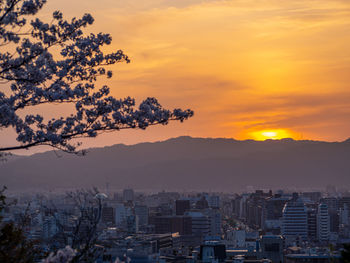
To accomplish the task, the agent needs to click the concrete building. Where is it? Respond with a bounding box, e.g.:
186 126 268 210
115 203 127 227
285 254 340 263
42 216 58 239
259 235 284 263
123 188 134 202
225 229 246 248
176 200 191 216
186 211 210 237
307 208 317 241
102 206 115 224
204 208 222 237
340 204 349 226
317 203 330 242
281 198 308 241
208 195 220 209
199 241 226 263
135 205 149 226
152 216 192 235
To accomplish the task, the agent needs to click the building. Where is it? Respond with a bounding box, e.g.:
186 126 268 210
135 205 149 226
320 197 338 212
317 203 330 242
102 206 115 224
42 216 58 239
204 208 222 237
209 195 220 208
186 211 210 237
123 188 134 202
225 229 246 248
176 200 191 216
115 203 127 227
259 235 284 263
152 216 192 235
199 241 226 263
265 195 289 221
281 198 308 241
340 204 349 226
264 195 289 234
307 208 317 241
285 254 340 263
196 197 209 210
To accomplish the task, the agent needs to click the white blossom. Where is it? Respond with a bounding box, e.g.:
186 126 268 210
0 0 193 154
42 246 76 263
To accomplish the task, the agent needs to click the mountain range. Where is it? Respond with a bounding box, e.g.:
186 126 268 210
1 136 350 192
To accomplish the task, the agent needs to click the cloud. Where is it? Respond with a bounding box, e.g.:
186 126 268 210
31 0 350 146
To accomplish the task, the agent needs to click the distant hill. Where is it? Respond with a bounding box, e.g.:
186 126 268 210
1 136 350 192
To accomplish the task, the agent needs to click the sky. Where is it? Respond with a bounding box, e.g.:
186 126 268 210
2 0 350 153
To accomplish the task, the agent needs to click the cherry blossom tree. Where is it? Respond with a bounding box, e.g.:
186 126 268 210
0 0 193 155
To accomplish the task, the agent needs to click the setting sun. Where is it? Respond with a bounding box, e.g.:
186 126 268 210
250 129 293 141
261 131 278 139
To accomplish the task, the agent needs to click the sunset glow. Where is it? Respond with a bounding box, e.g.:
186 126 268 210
2 0 350 153
251 129 293 141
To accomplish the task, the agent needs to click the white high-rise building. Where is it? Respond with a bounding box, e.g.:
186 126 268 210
282 198 308 240
317 203 330 242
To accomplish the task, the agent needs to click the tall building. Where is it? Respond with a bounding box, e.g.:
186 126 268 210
307 208 317 241
102 206 115 224
208 195 220 208
42 216 58 239
329 210 340 233
232 195 242 218
282 198 308 240
317 203 330 242
134 205 148 226
175 200 190 216
123 188 134 202
204 208 222 237
115 203 127 227
265 195 289 220
340 204 349 225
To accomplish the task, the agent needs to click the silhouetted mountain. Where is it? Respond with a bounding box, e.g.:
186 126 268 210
1 136 349 192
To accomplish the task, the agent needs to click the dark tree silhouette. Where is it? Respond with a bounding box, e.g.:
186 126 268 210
342 244 350 263
0 187 41 262
44 189 106 262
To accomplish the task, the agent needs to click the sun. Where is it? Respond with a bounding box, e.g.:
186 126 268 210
261 131 278 139
250 129 293 141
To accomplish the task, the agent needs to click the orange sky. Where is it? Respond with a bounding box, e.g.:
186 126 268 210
2 0 350 152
